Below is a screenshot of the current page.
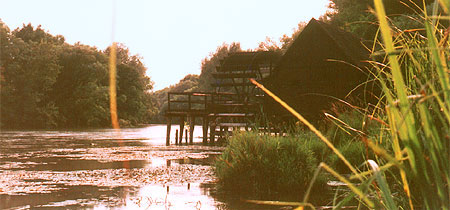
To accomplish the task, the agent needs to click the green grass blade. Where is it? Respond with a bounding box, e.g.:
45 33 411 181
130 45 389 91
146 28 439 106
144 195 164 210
320 163 374 208
423 7 450 104
367 160 397 209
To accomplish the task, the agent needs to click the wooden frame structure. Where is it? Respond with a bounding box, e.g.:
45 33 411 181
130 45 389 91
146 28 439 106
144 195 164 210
165 51 280 145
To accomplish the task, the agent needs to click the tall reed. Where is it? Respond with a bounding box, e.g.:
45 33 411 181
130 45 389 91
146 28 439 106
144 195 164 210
371 0 449 208
250 0 449 209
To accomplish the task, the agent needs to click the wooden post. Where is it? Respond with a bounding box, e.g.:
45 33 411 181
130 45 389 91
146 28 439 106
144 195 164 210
210 121 216 145
179 117 185 144
167 93 171 112
185 129 188 144
166 117 172 146
175 129 179 145
188 94 192 111
189 116 195 144
202 117 208 144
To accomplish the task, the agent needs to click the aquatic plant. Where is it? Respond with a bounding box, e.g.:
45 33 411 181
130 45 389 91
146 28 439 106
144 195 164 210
214 131 330 199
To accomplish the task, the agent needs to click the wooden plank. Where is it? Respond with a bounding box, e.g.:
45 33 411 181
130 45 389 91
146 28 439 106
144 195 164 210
211 82 252 87
210 103 256 107
168 91 214 95
165 111 208 116
209 113 254 117
212 72 256 79
217 122 251 127
169 100 207 104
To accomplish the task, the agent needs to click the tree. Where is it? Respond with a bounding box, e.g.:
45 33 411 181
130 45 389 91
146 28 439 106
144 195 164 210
197 42 242 92
52 44 110 127
1 22 156 128
111 44 155 126
1 23 61 128
13 23 65 44
324 0 435 41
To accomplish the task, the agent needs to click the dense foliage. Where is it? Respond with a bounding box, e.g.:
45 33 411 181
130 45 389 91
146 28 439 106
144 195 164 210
0 22 156 129
325 0 435 42
214 126 379 202
215 132 329 198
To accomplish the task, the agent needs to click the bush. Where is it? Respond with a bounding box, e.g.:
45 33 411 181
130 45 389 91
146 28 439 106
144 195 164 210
214 131 329 198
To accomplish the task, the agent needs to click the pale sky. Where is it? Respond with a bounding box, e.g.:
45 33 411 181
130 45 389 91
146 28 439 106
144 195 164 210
0 0 330 90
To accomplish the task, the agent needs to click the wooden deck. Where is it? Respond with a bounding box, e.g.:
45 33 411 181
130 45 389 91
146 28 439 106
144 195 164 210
164 51 281 145
165 92 212 145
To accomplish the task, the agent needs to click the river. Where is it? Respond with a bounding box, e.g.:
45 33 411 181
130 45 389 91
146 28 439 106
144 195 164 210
1 125 276 210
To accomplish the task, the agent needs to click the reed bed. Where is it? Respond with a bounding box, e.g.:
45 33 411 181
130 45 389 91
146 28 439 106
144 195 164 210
216 0 449 209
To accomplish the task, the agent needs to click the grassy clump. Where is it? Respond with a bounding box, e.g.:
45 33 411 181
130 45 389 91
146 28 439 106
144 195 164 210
214 131 329 198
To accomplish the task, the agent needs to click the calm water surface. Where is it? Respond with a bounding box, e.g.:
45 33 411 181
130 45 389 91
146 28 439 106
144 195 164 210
0 125 285 209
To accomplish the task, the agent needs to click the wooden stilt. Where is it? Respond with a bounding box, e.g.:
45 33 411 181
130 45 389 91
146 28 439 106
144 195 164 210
175 129 179 145
189 116 195 144
166 117 172 146
179 117 185 144
202 117 209 144
185 129 188 144
210 121 216 145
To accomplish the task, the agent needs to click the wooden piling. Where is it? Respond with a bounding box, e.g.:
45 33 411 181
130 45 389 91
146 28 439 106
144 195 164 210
179 117 185 144
210 121 216 145
175 129 179 145
185 129 188 144
166 117 172 146
202 117 208 144
189 116 194 144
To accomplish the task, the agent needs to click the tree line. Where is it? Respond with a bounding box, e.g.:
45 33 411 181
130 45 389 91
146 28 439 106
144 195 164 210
0 22 156 129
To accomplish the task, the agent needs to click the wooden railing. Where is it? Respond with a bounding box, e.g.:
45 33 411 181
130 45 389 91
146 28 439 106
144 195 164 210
167 92 213 113
166 92 251 114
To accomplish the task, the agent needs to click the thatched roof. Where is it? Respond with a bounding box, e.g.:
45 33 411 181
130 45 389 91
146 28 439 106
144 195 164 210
264 18 373 122
271 18 369 79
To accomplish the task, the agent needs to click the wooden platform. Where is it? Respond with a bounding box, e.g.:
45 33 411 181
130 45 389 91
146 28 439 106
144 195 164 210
164 51 281 145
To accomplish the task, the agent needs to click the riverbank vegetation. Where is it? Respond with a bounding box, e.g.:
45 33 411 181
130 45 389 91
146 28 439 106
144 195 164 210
214 111 385 205
215 0 449 209
0 22 156 129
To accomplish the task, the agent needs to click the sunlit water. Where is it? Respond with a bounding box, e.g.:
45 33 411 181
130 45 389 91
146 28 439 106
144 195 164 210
1 125 255 209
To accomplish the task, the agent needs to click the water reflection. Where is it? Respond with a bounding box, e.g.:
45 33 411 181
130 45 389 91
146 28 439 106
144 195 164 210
0 125 303 209
1 185 133 209
121 184 217 210
0 125 226 209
